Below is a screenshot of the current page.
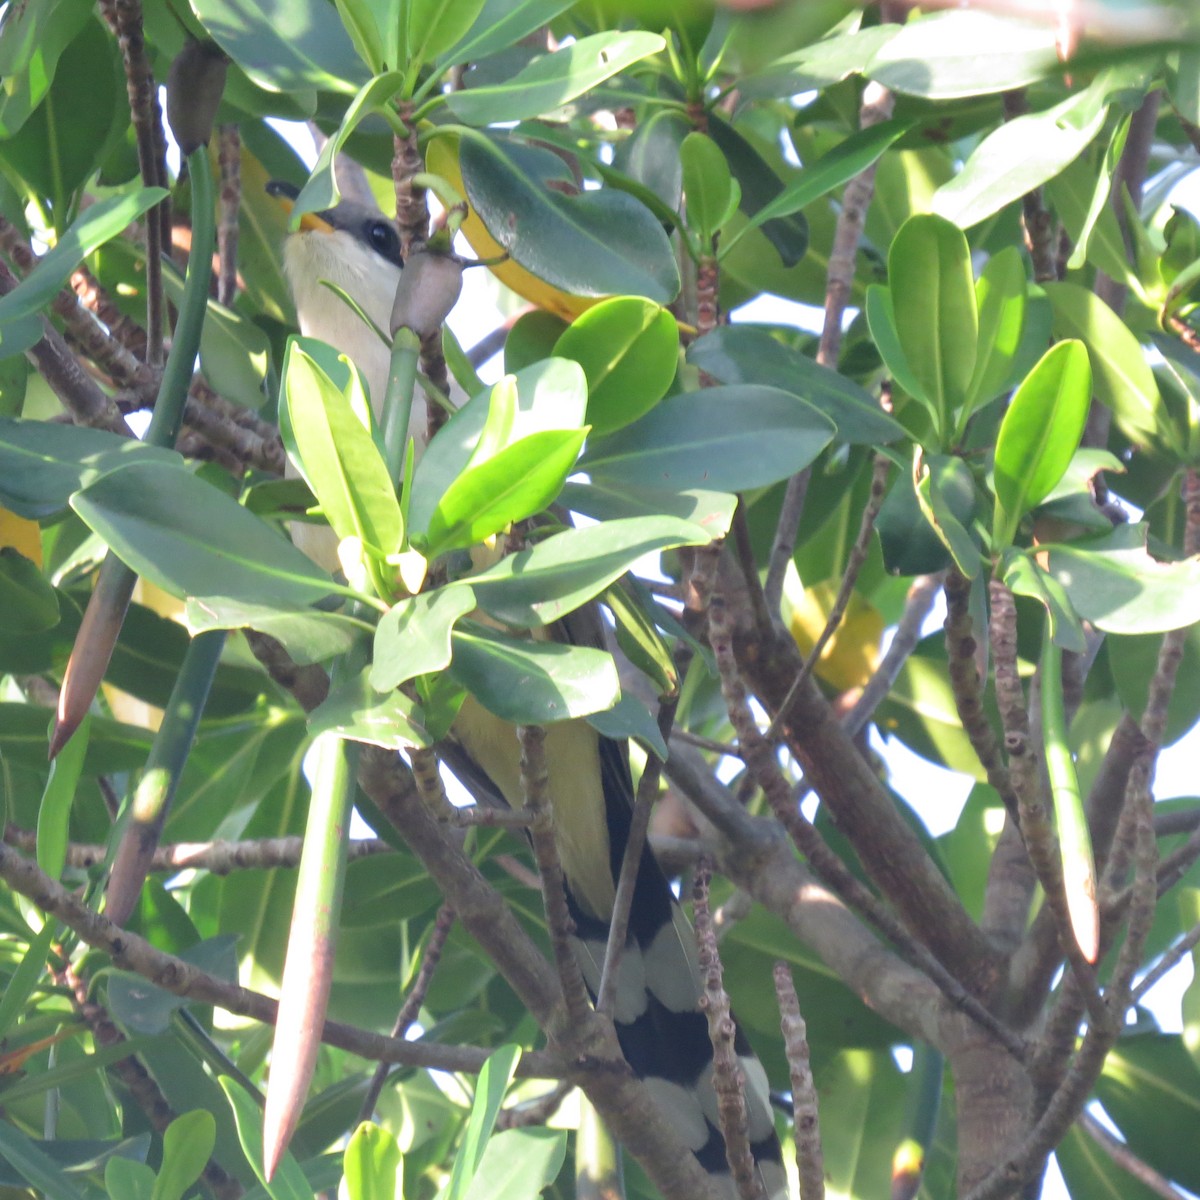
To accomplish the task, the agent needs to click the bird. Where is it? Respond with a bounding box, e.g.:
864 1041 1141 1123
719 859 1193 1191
270 179 787 1200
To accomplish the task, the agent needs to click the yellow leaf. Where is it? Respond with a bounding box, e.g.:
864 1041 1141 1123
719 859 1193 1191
787 578 883 693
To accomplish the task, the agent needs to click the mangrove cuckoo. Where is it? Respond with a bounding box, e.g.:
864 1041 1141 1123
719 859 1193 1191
271 182 786 1200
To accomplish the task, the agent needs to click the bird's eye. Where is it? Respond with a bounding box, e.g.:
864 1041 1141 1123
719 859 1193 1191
366 220 400 264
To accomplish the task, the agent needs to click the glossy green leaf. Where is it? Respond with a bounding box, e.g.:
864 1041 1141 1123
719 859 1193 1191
0 919 58 1040
559 478 736 538
410 357 587 533
687 326 904 445
218 1075 316 1200
283 343 402 556
1067 113 1131 271
888 214 978 427
456 131 679 302
1043 281 1169 455
737 25 897 99
445 1045 521 1200
71 461 341 608
864 284 929 413
581 386 835 493
419 428 588 559
0 702 150 774
0 0 92 138
0 546 58 633
681 131 738 242
461 1128 566 1200
602 579 676 694
1047 524 1200 635
309 668 431 748
343 1121 402 1200
553 297 678 435
992 340 1092 549
106 1157 156 1200
1097 1034 1200 1190
449 623 619 723
963 245 1027 416
371 584 476 691
0 418 176 518
1045 155 1136 290
445 32 664 124
933 83 1109 229
409 0 486 71
469 516 708 628
186 597 369 664
866 10 1059 98
192 0 366 95
913 451 981 577
432 0 576 68
725 117 909 249
1057 1121 1167 1200
1001 551 1085 653
613 107 688 212
36 712 89 879
0 188 166 335
333 0 383 72
154 1111 217 1200
586 693 667 761
107 938 238 1034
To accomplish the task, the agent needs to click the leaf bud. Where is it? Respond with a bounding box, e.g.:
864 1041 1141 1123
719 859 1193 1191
166 39 228 156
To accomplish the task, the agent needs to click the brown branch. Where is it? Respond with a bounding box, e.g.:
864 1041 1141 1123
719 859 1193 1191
243 630 330 713
693 861 765 1200
496 1080 574 1130
359 902 456 1122
774 963 824 1200
764 468 808 616
101 0 169 363
1130 919 1200 1007
731 501 774 641
392 102 428 258
216 124 242 308
0 840 559 1079
1002 91 1059 284
518 724 594 1028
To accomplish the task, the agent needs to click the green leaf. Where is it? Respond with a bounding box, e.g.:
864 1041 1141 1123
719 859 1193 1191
419 428 588 559
445 1045 521 1200
36 712 89 879
687 326 904 445
560 478 736 539
913 451 982 577
218 1075 317 1200
552 298 678 436
888 214 978 429
455 130 679 303
0 1120 90 1200
932 83 1110 229
343 1121 402 1200
333 0 383 73
408 0 487 72
0 918 58 1040
963 245 1027 417
1057 1122 1167 1200
1097 1034 1200 1191
185 597 369 664
70 461 341 609
192 0 366 95
1045 155 1136 289
469 516 709 628
282 343 402 556
153 1111 217 1200
1067 112 1131 272
992 340 1092 549
864 284 929 413
681 131 738 242
432 0 577 69
444 32 664 124
410 357 586 532
586 693 667 762
289 71 407 222
0 0 93 139
1047 524 1200 635
0 417 181 516
107 938 238 1034
371 585 476 691
0 546 58 633
866 10 1059 98
449 624 620 723
580 385 835 493
1110 624 1200 748
309 668 431 749
724 117 910 248
1001 551 1085 653
602 579 676 695
1043 281 1169 455
461 1128 566 1200
106 1157 156 1200
0 188 166 336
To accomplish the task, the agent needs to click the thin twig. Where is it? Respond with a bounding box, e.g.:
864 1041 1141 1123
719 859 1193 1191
693 861 765 1200
496 1081 574 1130
774 962 824 1200
216 124 241 308
358 903 456 1122
1130 920 1200 1007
